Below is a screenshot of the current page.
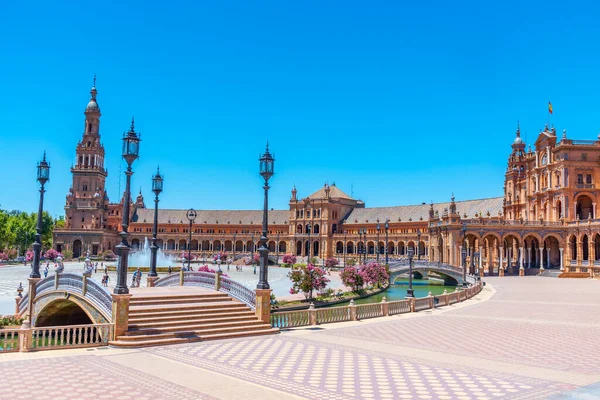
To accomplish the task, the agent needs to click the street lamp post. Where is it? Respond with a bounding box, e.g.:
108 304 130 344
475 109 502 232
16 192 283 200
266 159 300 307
149 167 163 278
376 220 381 262
406 246 415 298
186 209 197 271
232 233 236 270
461 223 468 287
363 229 368 264
343 230 347 266
251 232 256 274
31 152 50 279
384 219 389 265
275 233 280 265
306 223 311 261
115 119 140 295
257 143 275 290
417 229 421 261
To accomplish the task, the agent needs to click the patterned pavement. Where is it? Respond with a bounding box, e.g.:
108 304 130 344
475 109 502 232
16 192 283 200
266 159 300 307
0 276 599 399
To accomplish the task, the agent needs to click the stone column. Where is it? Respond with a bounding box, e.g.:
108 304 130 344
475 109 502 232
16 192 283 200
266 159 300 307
594 203 597 219
147 276 158 287
539 248 545 271
499 246 504 273
559 248 564 270
111 293 132 338
528 247 532 268
255 289 272 324
18 320 33 352
479 246 483 273
27 278 40 324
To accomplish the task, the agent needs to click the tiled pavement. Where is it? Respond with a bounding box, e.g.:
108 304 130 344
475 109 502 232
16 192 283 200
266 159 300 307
1 276 599 399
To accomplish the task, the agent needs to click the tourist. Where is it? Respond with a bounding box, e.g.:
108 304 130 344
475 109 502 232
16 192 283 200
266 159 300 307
102 274 109 287
168 265 172 274
135 268 142 287
43 267 48 278
94 262 98 273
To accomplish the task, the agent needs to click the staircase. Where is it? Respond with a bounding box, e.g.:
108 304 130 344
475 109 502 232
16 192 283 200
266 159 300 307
110 289 278 347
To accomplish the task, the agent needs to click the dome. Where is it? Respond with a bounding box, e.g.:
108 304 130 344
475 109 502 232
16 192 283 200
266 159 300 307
513 136 523 145
86 100 99 111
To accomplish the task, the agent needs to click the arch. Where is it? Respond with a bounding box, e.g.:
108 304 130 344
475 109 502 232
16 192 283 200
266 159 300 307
213 240 222 251
313 241 319 257
367 241 375 255
268 241 276 252
296 224 303 234
336 241 344 254
398 241 405 256
166 239 176 250
347 241 355 254
296 240 302 256
313 224 320 234
35 298 94 327
202 240 210 251
305 240 311 257
582 234 589 261
278 241 286 252
156 239 164 249
73 240 82 258
306 224 312 234
544 235 561 268
235 240 244 252
556 199 563 219
594 234 600 261
569 234 577 261
246 240 254 252
224 240 232 252
131 238 140 250
437 236 444 263
178 239 187 251
388 241 395 255
418 241 425 258
576 194 594 219
190 240 199 251
524 235 541 268
332 224 337 234
378 241 385 255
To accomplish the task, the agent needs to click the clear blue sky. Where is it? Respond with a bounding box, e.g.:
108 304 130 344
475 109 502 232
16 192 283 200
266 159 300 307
2 1 600 218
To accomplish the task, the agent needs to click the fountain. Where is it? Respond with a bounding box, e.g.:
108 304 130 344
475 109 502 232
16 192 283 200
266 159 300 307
128 237 176 270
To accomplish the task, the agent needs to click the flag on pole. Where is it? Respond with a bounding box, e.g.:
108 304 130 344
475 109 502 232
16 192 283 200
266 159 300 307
548 101 553 115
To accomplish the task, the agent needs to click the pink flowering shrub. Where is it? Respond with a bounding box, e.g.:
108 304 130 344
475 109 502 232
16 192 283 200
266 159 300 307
25 251 34 262
340 266 364 292
44 249 60 261
0 253 8 261
213 251 228 262
359 262 390 288
281 254 297 266
196 264 228 277
287 264 330 301
325 257 339 268
180 252 197 261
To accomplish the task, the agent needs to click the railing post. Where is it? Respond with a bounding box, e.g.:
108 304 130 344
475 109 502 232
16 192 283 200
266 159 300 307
214 271 222 291
349 299 358 321
381 297 389 316
18 320 32 352
55 273 59 289
14 296 21 317
27 278 40 324
443 289 449 306
111 294 132 339
254 289 272 324
428 292 434 309
82 275 88 296
146 276 158 287
408 297 415 312
308 303 317 325
179 269 184 286
499 267 505 277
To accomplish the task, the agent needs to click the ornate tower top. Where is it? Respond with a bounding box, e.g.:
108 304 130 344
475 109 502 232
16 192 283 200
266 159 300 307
449 194 457 215
291 184 297 200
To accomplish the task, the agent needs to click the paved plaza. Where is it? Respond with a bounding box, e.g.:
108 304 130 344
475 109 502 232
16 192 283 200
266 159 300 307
1 276 599 399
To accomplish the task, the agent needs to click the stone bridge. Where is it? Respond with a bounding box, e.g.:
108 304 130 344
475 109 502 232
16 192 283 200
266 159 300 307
17 273 113 327
388 260 467 285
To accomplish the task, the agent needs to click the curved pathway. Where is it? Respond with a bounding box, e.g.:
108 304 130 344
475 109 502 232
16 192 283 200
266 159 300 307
1 276 599 399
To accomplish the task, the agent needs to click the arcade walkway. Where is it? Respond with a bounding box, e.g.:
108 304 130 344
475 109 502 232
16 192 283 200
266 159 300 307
1 277 599 399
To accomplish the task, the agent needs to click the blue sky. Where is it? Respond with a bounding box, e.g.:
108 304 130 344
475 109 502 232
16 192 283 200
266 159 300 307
1 1 600 218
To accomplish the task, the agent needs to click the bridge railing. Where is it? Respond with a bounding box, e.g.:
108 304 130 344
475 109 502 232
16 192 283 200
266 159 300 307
154 271 257 309
0 328 20 353
271 281 483 329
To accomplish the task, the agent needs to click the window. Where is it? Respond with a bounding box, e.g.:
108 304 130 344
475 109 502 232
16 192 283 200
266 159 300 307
587 174 592 184
578 174 584 184
81 217 85 223
82 184 88 191
541 153 547 165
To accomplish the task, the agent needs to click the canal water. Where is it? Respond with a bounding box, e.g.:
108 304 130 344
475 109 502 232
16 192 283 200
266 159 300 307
352 279 457 305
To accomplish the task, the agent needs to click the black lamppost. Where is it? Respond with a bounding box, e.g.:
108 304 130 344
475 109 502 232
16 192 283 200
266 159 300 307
275 233 280 265
115 119 140 295
384 219 389 265
362 228 368 263
343 230 347 266
474 250 480 277
306 223 311 261
186 209 196 270
461 223 468 287
251 231 256 273
31 152 50 279
232 233 236 270
406 246 415 298
376 220 381 262
257 143 274 290
417 228 421 261
149 167 163 277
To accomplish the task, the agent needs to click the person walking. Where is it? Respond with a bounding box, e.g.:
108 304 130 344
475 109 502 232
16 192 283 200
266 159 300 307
135 268 142 287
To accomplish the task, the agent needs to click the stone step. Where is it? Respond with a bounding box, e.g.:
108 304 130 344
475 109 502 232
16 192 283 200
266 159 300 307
130 296 232 307
130 293 227 301
128 309 256 324
116 322 274 341
109 328 279 348
128 314 257 329
129 301 244 314
123 319 268 337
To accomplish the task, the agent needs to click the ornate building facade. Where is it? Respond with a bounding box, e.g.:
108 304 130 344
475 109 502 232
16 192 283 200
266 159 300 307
54 84 600 275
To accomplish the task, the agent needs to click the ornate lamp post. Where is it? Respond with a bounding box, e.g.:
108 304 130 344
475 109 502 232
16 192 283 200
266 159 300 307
306 223 311 261
406 246 415 298
461 223 468 287
376 220 381 262
275 233 280 265
384 219 389 265
186 209 197 271
343 230 347 266
251 232 255 273
149 167 163 278
231 232 236 270
257 143 274 290
362 228 368 264
31 152 50 279
417 228 421 261
114 120 140 295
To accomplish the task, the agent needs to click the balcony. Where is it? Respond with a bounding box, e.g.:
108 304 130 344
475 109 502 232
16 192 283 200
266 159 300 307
576 184 594 189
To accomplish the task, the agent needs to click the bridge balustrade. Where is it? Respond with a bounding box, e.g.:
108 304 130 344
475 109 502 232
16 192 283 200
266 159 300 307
414 297 432 311
219 276 256 309
315 307 351 324
30 323 113 350
356 303 385 319
388 299 411 315
0 328 20 352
